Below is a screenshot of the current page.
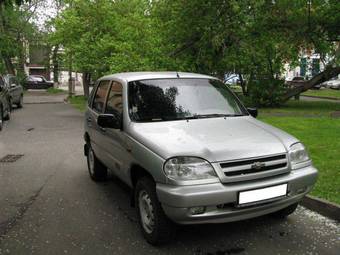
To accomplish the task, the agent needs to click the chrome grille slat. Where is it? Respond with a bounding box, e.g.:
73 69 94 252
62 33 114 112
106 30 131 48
219 154 289 181
225 159 287 173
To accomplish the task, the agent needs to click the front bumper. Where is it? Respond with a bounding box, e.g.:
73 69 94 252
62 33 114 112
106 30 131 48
156 165 318 224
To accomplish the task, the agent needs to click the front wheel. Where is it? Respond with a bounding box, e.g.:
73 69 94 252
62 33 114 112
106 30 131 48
135 177 176 245
0 105 3 131
3 100 11 121
86 144 107 181
271 202 298 219
17 95 23 108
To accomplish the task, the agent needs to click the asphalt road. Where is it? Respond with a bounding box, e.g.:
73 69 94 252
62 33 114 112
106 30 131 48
0 95 339 255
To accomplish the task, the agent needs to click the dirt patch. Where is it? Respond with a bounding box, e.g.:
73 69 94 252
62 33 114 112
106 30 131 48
330 111 340 118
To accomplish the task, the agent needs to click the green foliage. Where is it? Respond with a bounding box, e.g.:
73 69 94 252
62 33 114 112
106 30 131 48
52 0 176 79
248 79 286 107
0 0 39 75
52 0 340 105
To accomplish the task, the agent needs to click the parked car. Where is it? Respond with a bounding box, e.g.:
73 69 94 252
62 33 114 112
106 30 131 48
3 74 24 108
224 73 240 85
23 75 53 90
84 72 318 244
323 76 340 90
328 79 340 90
287 76 321 90
0 75 11 131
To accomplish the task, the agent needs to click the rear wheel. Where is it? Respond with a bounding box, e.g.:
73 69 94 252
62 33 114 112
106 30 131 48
271 203 298 218
135 177 176 245
86 144 107 181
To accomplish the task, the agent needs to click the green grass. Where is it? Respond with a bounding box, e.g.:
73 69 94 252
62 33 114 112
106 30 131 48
260 100 340 117
302 88 340 100
259 101 340 204
69 95 87 111
47 87 66 94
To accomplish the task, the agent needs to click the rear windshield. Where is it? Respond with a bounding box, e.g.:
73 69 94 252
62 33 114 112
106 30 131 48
128 78 247 122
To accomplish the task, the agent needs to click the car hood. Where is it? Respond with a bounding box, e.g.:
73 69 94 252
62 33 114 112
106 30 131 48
128 116 298 162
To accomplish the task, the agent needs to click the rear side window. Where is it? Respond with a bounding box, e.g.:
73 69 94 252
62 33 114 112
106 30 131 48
105 82 123 115
0 77 4 86
92 80 110 113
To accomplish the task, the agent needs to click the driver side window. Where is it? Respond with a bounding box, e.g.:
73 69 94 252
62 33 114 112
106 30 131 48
105 82 123 116
92 80 110 113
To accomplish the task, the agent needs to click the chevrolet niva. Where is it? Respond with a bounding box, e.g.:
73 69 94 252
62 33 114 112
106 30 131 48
83 72 318 244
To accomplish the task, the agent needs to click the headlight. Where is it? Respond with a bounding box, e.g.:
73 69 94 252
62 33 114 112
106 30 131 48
163 157 218 181
289 143 310 168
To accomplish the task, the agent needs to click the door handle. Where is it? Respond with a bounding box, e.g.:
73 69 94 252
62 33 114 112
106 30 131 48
86 117 92 123
99 127 106 133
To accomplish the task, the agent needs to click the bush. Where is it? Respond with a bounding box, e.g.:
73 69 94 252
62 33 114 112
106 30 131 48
247 78 285 107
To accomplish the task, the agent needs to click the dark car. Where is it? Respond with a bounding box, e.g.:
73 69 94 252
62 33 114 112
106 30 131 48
0 75 11 131
3 74 24 108
23 75 53 90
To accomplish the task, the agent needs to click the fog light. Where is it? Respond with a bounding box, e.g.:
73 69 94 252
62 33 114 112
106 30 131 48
189 206 206 215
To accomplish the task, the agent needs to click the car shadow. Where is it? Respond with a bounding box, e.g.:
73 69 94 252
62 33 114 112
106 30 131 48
93 172 291 253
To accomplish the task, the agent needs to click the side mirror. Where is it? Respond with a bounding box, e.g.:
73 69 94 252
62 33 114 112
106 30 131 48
97 114 121 129
247 108 258 118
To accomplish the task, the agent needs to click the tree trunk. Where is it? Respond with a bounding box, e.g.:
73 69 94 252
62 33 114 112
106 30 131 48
282 66 340 102
238 73 247 95
52 45 59 85
68 53 73 97
82 72 90 98
3 56 15 75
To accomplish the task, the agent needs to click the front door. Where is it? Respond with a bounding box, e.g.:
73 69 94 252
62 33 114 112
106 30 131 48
87 80 111 165
101 81 131 183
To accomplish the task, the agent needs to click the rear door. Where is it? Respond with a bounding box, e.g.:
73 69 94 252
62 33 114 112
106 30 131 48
87 80 111 164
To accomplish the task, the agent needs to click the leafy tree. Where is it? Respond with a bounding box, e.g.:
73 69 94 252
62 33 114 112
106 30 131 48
0 0 40 78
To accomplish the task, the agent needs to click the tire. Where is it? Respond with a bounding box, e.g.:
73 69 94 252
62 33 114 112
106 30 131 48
135 177 176 245
86 144 107 181
271 202 298 219
17 95 23 108
0 105 3 131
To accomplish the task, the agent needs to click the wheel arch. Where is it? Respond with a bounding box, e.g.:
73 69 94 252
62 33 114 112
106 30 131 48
129 163 155 207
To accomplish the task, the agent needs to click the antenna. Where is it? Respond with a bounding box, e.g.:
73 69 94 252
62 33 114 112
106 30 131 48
176 72 180 78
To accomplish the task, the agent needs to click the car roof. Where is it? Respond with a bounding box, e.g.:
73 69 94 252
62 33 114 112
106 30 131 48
99 72 218 83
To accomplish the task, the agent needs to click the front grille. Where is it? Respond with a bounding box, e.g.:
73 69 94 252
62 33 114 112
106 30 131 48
220 154 288 178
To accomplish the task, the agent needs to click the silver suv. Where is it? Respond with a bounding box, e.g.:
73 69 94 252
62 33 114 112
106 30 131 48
84 72 318 244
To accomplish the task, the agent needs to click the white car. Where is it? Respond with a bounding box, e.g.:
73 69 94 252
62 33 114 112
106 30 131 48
322 76 340 89
327 79 340 90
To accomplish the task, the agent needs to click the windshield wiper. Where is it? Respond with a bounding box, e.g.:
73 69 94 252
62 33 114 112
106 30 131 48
189 113 246 119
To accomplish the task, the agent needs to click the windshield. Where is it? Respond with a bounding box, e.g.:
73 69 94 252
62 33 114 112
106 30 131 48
128 78 247 122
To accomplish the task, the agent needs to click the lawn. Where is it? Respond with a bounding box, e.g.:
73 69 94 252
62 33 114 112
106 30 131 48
47 87 67 94
259 100 340 204
69 97 340 204
69 95 87 111
302 88 340 100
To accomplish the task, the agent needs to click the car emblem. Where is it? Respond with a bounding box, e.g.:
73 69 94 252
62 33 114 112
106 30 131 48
251 162 266 170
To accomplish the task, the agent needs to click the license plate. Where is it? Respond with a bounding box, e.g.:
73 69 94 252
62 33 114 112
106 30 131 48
238 184 287 205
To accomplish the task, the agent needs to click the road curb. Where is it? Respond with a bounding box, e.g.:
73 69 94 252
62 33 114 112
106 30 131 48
302 95 340 101
301 195 340 222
